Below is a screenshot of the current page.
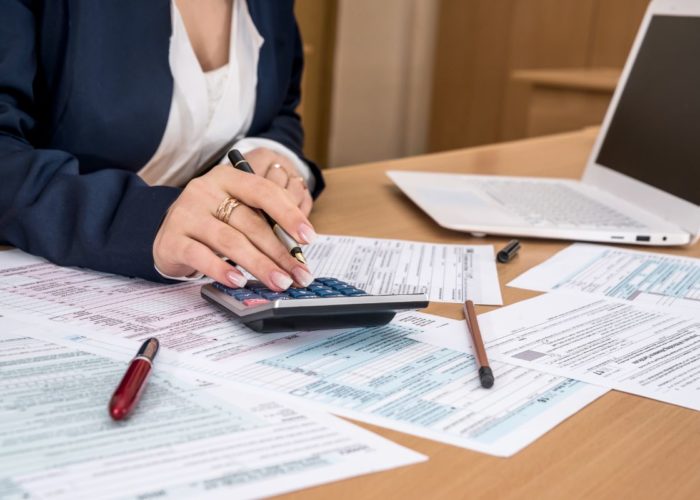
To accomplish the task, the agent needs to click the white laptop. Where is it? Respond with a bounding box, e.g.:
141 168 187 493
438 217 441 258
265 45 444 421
388 0 700 247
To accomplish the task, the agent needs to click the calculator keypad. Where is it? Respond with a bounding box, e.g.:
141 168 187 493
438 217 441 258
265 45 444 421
212 278 368 307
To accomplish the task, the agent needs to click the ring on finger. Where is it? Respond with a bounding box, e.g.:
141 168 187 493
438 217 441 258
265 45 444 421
215 196 242 225
264 162 290 183
288 175 308 191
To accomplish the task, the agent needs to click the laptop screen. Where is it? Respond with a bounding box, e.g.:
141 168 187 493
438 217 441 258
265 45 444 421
595 15 700 205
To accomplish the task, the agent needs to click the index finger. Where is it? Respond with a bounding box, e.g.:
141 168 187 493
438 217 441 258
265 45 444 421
210 165 317 245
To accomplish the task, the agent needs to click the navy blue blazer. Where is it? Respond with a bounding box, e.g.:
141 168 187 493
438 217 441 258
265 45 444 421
0 0 324 282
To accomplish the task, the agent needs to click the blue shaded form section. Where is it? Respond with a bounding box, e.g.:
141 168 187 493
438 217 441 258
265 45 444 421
260 324 475 427
234 323 597 447
475 379 585 444
607 258 700 300
555 250 700 304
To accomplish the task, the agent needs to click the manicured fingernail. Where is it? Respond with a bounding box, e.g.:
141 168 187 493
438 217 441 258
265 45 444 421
298 223 317 244
270 270 293 290
292 267 314 288
227 271 247 288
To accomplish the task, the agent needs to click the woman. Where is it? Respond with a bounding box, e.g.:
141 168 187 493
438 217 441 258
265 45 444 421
0 0 324 292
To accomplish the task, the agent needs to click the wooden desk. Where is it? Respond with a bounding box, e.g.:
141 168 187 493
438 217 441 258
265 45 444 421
286 128 700 499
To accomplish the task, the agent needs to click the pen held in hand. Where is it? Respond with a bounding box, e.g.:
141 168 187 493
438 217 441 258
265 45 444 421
463 300 495 389
227 149 306 264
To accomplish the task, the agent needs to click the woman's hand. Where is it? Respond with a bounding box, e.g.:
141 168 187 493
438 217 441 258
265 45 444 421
242 148 313 216
153 164 317 290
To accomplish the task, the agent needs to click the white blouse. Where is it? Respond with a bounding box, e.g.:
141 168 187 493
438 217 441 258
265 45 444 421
138 0 313 189
145 0 314 281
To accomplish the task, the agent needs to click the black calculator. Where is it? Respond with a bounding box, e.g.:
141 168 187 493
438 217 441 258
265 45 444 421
201 278 429 333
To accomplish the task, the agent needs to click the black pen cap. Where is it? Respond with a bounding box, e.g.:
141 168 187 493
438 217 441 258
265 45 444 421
497 239 521 263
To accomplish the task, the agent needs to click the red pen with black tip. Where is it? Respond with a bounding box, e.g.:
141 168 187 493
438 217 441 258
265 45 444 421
108 338 159 421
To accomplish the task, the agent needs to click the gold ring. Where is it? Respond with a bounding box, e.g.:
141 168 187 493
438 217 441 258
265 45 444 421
264 162 290 183
289 175 308 191
215 196 241 224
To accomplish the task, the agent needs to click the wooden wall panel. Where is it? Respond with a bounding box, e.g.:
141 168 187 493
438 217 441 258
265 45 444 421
429 0 514 153
506 0 596 69
588 0 651 67
429 0 651 152
500 0 597 141
295 0 338 166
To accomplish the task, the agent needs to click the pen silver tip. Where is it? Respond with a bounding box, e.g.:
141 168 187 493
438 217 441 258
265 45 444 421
292 250 306 264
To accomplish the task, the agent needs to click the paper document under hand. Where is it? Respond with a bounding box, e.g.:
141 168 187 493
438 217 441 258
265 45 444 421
0 316 425 500
302 235 503 305
509 243 700 313
468 293 700 411
0 250 603 457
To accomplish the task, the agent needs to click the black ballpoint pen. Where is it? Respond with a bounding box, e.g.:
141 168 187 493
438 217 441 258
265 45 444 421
227 149 307 264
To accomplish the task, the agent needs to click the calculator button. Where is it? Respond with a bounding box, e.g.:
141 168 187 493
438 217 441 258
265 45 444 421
231 292 261 301
243 298 270 307
307 284 330 291
214 283 246 296
321 279 343 287
246 281 266 287
214 279 370 303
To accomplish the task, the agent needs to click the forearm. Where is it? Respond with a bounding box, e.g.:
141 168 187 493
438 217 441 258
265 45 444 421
0 144 180 281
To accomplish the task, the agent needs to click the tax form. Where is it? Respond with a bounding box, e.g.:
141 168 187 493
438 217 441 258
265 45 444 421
13 308 607 457
0 250 604 456
509 244 700 312
218 312 607 456
438 293 700 411
302 235 503 305
0 316 425 499
0 249 295 361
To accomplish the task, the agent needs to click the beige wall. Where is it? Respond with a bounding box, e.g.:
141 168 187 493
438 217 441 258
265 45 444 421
327 0 438 167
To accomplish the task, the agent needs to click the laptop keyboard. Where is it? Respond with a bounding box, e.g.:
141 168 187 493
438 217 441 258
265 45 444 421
478 180 646 229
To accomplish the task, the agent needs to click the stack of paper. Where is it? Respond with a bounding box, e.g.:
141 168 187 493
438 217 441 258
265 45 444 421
0 248 604 459
0 315 424 499
472 244 700 411
8 242 676 497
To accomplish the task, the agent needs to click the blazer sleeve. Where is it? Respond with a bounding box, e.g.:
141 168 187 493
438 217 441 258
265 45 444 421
0 0 180 282
251 17 326 198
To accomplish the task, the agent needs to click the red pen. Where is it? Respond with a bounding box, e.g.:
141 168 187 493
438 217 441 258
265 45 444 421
109 338 159 421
